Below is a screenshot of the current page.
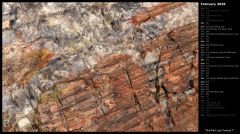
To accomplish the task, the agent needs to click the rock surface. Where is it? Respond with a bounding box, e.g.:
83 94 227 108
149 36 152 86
2 2 198 132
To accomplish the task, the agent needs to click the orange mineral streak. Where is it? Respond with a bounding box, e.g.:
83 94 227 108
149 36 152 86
130 2 187 26
3 42 54 87
18 47 53 85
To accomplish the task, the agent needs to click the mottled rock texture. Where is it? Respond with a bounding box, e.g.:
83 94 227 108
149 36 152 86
2 2 198 132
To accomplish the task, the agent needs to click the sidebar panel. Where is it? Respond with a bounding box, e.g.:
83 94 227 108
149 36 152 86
199 1 239 133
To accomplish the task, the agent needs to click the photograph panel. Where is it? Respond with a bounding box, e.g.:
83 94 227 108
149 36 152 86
2 2 198 132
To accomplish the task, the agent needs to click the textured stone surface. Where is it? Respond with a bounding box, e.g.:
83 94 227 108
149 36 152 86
2 2 198 132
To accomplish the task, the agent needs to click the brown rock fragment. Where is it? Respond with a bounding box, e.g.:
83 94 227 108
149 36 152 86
141 22 198 93
170 94 198 132
131 2 187 26
3 19 10 29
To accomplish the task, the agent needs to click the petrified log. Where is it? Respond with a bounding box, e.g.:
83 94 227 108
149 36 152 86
37 22 198 132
